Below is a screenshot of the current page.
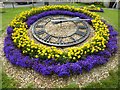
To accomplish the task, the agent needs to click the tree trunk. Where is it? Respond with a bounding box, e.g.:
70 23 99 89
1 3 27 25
11 2 15 8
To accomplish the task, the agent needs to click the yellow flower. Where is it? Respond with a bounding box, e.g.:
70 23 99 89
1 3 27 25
73 57 76 60
55 54 60 58
35 55 39 58
48 55 51 59
52 55 55 58
45 53 47 55
78 55 81 58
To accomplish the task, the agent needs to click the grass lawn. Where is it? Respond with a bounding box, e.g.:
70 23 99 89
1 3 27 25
1 3 119 88
1 7 32 36
2 72 19 88
83 67 119 88
58 2 105 8
97 8 119 31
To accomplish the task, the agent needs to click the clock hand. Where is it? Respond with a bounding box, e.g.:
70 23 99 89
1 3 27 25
51 17 90 24
51 17 79 24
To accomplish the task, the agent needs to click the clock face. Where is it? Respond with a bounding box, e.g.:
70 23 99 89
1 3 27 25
32 15 91 47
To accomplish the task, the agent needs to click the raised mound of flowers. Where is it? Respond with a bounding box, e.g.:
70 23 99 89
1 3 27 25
82 5 104 12
4 5 118 77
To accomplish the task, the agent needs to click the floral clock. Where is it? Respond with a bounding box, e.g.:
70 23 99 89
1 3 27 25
4 5 118 77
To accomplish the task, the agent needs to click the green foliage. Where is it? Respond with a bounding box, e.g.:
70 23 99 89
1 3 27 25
26 83 35 88
1 7 31 36
75 2 104 8
83 68 119 88
96 9 120 32
94 2 105 8
64 82 79 88
2 72 19 88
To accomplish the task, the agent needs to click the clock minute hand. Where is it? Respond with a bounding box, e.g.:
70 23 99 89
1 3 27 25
51 17 79 24
51 17 90 24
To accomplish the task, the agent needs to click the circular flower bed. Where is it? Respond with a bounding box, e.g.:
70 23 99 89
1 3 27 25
82 5 104 12
4 5 118 77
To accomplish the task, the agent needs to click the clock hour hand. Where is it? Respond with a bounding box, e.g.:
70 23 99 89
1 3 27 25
51 17 90 24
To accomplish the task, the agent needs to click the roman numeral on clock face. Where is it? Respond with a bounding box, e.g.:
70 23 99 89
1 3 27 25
32 15 91 47
75 30 86 36
36 29 46 35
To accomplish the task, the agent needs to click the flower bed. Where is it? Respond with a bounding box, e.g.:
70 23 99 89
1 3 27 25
4 5 118 77
9 5 109 62
82 5 104 12
89 8 104 12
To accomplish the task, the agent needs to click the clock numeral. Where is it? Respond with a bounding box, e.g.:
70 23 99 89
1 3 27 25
75 30 86 36
32 16 91 47
36 25 44 28
36 29 46 35
70 36 76 42
78 25 87 29
58 37 63 44
44 34 51 42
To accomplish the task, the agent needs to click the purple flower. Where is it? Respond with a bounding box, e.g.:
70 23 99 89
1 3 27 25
28 15 38 21
110 31 118 37
70 63 82 74
26 19 35 27
4 46 15 54
97 50 111 58
4 39 13 47
42 59 55 66
32 62 44 73
16 58 27 67
54 63 70 77
32 58 39 62
108 25 118 37
58 71 70 77
82 61 93 71
98 57 108 65
26 10 92 29
106 39 118 54
108 45 118 53
7 26 13 35
108 25 114 32
109 37 117 44
40 66 53 75
8 55 17 65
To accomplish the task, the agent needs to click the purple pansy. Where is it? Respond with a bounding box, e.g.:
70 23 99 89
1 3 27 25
26 10 93 26
70 63 82 74
54 64 70 77
7 26 13 35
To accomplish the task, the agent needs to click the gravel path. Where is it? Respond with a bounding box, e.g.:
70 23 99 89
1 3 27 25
1 32 119 88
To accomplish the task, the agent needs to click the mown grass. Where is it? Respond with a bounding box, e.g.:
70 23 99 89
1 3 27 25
83 67 119 88
1 3 119 88
1 7 32 36
64 82 79 88
26 83 35 88
2 72 19 88
58 2 105 8
97 8 119 32
64 67 119 89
